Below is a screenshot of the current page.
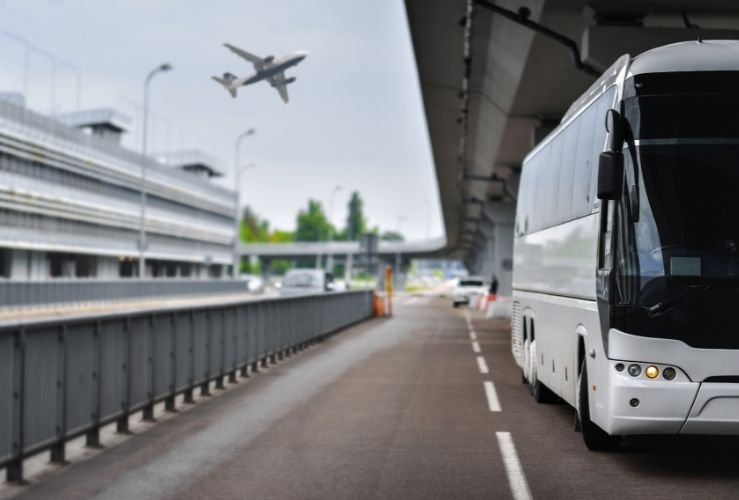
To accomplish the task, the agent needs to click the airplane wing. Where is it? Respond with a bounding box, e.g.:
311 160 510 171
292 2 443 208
223 43 265 69
272 72 289 103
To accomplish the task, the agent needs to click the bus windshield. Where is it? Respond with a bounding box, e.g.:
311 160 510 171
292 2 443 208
617 87 739 306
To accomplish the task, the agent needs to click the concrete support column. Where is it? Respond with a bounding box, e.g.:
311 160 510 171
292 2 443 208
480 201 516 296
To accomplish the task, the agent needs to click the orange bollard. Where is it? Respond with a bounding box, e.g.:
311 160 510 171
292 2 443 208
373 293 385 317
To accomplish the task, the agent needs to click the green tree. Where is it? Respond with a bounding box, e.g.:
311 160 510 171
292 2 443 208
269 230 294 243
295 199 333 242
240 205 270 242
380 230 404 242
345 191 367 241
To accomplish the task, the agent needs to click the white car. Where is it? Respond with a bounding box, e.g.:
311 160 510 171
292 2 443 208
280 269 335 296
452 277 487 308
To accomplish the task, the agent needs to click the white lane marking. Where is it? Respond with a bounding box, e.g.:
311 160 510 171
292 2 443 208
472 341 481 353
496 432 533 500
483 381 501 412
476 356 489 374
469 330 477 340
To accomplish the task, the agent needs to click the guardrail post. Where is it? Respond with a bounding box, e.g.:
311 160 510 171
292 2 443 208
201 310 213 396
277 302 285 360
184 311 196 404
165 313 177 413
215 308 226 390
50 324 69 464
227 308 238 384
269 303 277 364
142 315 157 422
248 304 259 374
86 321 103 448
259 303 268 369
116 318 132 434
239 306 249 377
6 329 25 484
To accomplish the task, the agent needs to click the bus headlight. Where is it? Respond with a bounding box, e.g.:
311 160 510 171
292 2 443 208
645 365 659 379
663 367 676 380
627 364 642 377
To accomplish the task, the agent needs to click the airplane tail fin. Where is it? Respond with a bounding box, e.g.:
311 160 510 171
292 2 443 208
211 72 238 98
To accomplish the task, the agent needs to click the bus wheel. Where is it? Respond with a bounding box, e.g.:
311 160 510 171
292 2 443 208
577 361 621 451
531 370 557 403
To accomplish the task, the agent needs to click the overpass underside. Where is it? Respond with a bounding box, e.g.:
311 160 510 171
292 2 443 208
405 0 739 292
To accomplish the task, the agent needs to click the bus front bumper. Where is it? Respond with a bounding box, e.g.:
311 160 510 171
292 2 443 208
603 329 739 435
604 362 698 435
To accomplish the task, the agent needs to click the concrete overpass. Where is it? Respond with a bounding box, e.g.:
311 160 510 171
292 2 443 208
239 236 446 281
404 0 739 295
239 236 446 259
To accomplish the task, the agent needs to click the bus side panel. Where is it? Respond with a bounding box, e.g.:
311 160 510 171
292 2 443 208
513 290 600 406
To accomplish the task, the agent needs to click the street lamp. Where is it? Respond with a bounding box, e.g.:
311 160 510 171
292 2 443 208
326 185 343 271
138 62 173 279
232 129 256 278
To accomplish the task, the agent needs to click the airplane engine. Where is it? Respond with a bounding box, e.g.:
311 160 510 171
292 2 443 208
284 77 297 84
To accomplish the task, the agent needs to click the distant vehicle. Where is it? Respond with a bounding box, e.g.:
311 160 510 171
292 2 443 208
212 43 308 103
280 269 334 296
332 280 349 292
513 40 739 451
452 277 487 307
239 274 264 294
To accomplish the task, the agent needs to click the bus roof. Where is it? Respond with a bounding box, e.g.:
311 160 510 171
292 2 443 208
524 40 739 166
628 40 739 78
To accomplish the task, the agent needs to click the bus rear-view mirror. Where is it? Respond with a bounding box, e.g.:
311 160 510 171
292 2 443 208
597 151 624 200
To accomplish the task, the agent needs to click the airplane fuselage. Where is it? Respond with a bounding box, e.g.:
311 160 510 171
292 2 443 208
241 52 307 86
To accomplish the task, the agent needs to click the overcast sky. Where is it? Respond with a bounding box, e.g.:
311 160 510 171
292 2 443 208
0 0 442 241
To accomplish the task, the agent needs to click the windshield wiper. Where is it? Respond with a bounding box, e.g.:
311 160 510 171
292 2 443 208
647 284 713 318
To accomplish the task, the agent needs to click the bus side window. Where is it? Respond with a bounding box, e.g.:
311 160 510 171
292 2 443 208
531 144 551 232
574 104 597 218
557 121 579 222
544 134 564 228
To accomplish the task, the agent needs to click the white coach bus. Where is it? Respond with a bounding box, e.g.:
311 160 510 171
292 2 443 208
512 40 739 450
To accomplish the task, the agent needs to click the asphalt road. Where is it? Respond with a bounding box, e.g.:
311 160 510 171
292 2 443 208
6 296 739 499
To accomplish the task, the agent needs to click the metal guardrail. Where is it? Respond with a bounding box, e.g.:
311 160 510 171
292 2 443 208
0 290 374 482
0 279 250 310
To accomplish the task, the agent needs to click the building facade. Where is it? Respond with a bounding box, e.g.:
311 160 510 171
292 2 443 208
0 99 235 280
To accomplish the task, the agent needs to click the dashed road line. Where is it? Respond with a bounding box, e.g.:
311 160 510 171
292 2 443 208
469 330 477 340
472 341 481 353
483 381 501 412
476 356 489 374
496 432 533 500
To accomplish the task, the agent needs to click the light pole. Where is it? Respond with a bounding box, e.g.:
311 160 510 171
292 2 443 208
232 129 256 278
326 185 342 271
138 63 172 279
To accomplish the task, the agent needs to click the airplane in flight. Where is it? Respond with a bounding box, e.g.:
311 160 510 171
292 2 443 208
212 43 308 103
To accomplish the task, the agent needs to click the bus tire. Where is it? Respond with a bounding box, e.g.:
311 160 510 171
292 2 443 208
577 361 621 451
532 374 557 404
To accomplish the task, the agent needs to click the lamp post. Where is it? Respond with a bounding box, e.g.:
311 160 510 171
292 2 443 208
138 63 172 279
232 129 256 278
326 185 342 271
